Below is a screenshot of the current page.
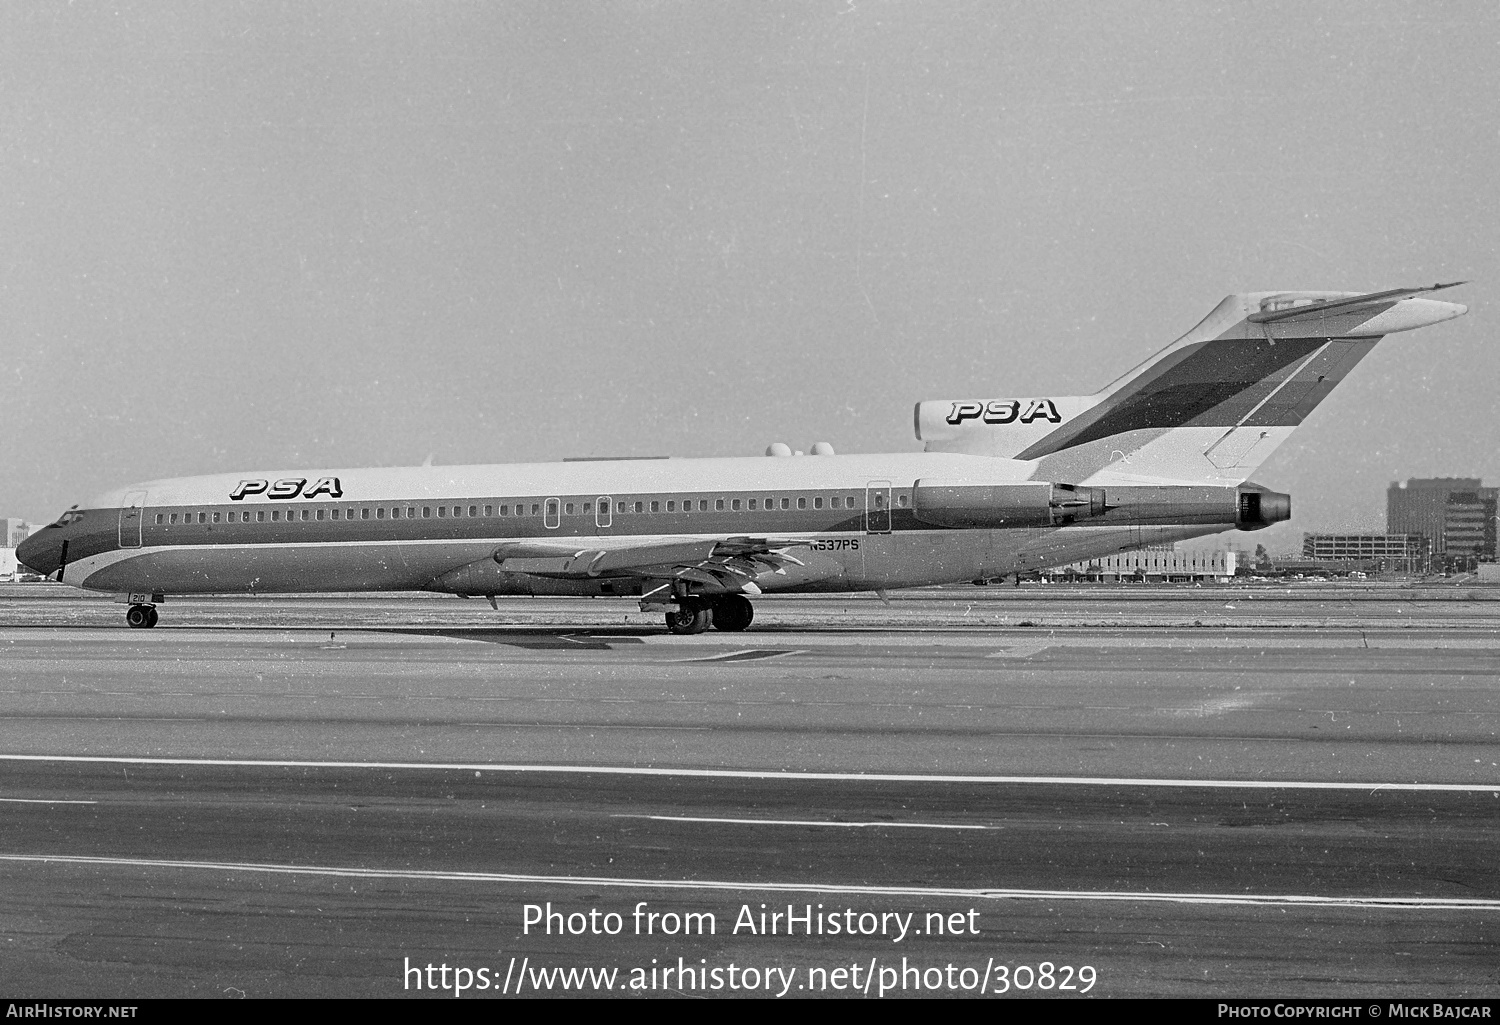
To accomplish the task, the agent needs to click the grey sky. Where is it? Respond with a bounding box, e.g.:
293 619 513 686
3 1 1496 551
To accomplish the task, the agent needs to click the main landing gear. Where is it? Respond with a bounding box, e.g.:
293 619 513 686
126 604 158 629
662 594 755 635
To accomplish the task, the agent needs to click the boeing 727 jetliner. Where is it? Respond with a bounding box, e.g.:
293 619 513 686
19 284 1467 632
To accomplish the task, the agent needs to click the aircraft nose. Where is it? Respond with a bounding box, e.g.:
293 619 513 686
16 528 62 576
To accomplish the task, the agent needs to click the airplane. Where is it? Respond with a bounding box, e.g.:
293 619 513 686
18 284 1467 633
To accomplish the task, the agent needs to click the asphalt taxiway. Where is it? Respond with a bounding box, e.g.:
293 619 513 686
2 586 1498 997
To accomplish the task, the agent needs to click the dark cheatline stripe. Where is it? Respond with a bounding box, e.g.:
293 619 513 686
1017 337 1326 459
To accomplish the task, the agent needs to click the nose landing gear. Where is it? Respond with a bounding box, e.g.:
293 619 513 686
125 604 158 629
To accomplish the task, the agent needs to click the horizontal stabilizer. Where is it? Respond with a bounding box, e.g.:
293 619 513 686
1247 282 1465 324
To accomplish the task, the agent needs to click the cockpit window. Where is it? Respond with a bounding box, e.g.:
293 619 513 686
50 507 83 527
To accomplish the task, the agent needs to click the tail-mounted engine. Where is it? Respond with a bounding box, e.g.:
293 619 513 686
912 481 1107 528
910 480 1289 532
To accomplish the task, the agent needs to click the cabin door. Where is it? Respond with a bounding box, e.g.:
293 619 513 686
119 491 147 548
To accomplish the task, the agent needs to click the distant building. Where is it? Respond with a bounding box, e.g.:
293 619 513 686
1 518 37 580
2 518 35 549
1443 488 1497 564
1387 478 1498 567
1301 533 1423 569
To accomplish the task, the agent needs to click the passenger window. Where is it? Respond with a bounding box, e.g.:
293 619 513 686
748 499 757 510
210 512 219 523
361 508 369 520
169 513 178 524
154 514 163 524
814 497 823 509
650 501 659 513
271 510 281 522
301 509 310 521
437 506 446 518
583 502 592 515
715 499 724 511
666 501 675 512
699 500 708 511
635 502 644 513
781 497 790 510
531 503 540 516
377 508 386 519
347 507 355 519
797 497 807 509
422 507 431 518
319 509 327 520
565 503 574 515
897 493 909 508
846 496 856 508
470 505 478 517
257 511 265 522
732 499 741 511
500 505 509 516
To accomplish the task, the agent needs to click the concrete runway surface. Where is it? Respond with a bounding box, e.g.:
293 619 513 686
1 584 1498 998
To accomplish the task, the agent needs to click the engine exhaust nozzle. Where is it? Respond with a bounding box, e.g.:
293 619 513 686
1237 486 1291 530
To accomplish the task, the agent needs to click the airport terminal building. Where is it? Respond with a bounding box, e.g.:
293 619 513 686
1054 548 1237 582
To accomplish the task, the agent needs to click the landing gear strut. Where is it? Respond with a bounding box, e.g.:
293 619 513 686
125 604 158 629
664 600 712 635
711 594 754 632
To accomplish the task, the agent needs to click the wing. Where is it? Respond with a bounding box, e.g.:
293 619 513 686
493 535 811 594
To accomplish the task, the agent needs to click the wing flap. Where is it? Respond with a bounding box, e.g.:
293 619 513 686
493 535 814 587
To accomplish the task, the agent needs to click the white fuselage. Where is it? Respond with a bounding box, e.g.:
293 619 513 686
33 451 1233 598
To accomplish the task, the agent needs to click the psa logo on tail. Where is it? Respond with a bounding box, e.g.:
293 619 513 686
946 399 1062 426
230 477 344 501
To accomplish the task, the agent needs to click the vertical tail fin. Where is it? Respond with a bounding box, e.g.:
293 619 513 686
917 284 1466 486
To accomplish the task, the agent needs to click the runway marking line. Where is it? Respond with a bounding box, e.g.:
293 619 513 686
1 754 1497 793
671 649 805 663
612 814 996 830
0 798 96 805
0 852 1495 911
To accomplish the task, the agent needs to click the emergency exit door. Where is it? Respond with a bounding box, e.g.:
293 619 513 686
865 480 892 534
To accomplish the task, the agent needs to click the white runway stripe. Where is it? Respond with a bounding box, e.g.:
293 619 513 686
1 852 1494 910
0 798 96 805
612 814 995 830
0 753 1496 793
